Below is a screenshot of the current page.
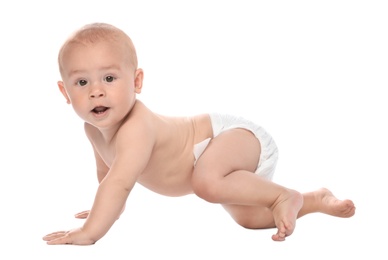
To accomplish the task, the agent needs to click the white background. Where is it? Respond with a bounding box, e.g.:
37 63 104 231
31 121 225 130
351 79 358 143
0 0 387 259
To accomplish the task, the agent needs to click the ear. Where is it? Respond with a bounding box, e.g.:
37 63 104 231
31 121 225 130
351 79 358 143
57 81 71 104
134 68 144 94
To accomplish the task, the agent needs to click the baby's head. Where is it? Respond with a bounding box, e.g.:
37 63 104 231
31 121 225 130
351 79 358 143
58 23 138 77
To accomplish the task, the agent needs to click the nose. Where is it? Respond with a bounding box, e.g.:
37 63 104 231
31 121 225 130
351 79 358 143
89 85 105 99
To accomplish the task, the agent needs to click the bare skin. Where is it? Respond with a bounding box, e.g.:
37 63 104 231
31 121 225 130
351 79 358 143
43 103 355 243
42 23 355 245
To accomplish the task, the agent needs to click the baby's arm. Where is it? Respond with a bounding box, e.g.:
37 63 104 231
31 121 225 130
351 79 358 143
73 151 126 219
43 121 156 245
75 136 110 219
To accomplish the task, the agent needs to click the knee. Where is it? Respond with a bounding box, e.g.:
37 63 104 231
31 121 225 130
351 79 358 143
191 173 221 203
229 208 274 230
233 216 260 229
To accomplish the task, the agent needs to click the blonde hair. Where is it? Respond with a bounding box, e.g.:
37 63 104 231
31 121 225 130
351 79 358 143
58 23 138 75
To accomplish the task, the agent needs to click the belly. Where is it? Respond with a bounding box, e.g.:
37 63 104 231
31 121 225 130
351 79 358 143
136 152 196 197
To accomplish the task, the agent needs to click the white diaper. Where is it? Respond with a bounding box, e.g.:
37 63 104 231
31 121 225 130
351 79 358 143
193 113 279 180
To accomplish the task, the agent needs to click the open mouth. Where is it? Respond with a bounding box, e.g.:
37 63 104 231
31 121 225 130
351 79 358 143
92 106 109 114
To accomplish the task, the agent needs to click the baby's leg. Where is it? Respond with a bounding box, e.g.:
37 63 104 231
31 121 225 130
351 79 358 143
192 129 355 241
192 129 303 241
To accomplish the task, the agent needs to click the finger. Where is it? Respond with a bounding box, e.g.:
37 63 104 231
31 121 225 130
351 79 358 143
42 231 68 241
75 213 88 219
46 233 72 245
75 210 90 219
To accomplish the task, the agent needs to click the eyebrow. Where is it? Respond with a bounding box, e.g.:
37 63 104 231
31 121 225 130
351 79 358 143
67 64 121 78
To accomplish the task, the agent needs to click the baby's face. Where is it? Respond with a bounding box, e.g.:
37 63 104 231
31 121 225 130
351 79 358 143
58 41 141 129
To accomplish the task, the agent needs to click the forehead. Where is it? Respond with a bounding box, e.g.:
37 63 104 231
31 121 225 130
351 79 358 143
60 41 128 73
60 41 133 75
63 40 124 58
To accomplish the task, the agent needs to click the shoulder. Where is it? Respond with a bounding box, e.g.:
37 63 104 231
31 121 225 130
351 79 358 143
115 101 158 149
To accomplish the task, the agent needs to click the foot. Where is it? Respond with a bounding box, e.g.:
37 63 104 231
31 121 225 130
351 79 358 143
270 189 303 242
314 188 356 217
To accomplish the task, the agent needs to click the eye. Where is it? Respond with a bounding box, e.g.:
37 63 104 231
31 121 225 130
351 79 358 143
77 79 88 86
104 75 115 83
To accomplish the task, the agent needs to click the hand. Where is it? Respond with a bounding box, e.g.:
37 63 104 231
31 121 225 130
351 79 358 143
42 227 96 245
74 210 90 219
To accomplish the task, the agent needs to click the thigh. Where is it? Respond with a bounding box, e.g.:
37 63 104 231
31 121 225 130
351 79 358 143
194 128 261 179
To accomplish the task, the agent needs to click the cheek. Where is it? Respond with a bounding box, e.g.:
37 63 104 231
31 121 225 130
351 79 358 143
116 87 135 101
68 94 87 111
118 93 133 108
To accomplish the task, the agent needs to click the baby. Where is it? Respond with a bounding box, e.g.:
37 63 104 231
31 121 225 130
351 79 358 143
43 23 355 245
